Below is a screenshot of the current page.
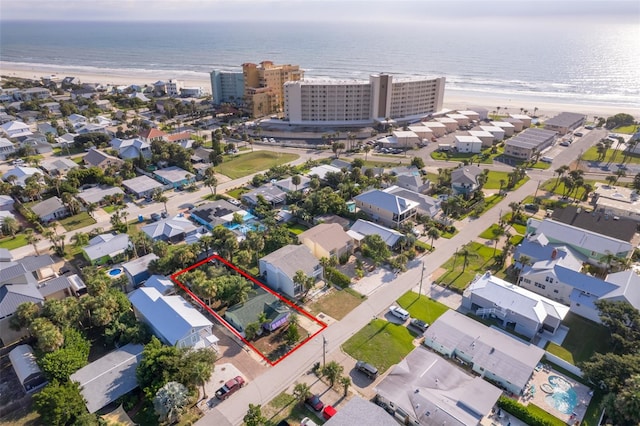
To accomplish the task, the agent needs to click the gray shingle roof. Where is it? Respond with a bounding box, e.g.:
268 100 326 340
122 253 159 277
451 165 481 185
349 219 402 247
260 245 319 279
354 189 418 215
324 397 398 426
83 233 130 261
0 284 44 318
30 197 65 217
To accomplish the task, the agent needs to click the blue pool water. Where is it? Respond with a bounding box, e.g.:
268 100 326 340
108 268 123 277
545 375 578 414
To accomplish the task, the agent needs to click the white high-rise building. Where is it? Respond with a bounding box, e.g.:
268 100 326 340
284 74 445 125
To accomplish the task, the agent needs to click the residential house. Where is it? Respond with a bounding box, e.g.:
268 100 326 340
451 165 482 196
190 200 242 230
395 174 430 194
37 122 58 135
423 310 545 396
490 121 516 137
2 166 42 187
153 166 196 189
385 186 441 218
298 223 353 260
527 214 636 266
192 146 213 164
468 130 495 147
479 125 505 141
348 219 403 249
83 148 125 170
509 113 532 128
513 233 584 268
76 123 109 135
94 99 112 111
138 128 168 143
354 189 418 229
456 109 481 121
128 287 218 349
242 185 286 207
423 121 447 137
121 175 164 199
463 271 569 339
324 397 398 426
16 87 51 101
0 137 16 160
374 346 502 426
224 289 291 337
454 135 483 153
82 233 131 266
70 87 97 100
142 216 197 243
0 195 15 211
330 159 352 170
70 343 144 413
31 196 70 223
143 274 175 295
17 132 53 154
435 116 459 132
0 121 32 138
9 345 47 393
307 164 342 180
77 185 125 206
274 175 310 193
122 253 159 288
407 125 434 142
68 114 87 128
259 244 322 298
61 76 81 88
37 274 87 300
544 112 586 135
165 131 192 145
591 183 640 222
447 113 471 127
504 128 557 160
40 158 78 176
503 117 525 132
110 138 152 160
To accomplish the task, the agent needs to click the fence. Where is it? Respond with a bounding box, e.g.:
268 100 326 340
544 351 584 377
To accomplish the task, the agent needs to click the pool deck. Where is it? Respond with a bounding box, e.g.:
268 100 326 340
519 363 592 425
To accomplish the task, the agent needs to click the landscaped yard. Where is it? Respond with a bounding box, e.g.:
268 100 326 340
0 234 28 250
58 211 97 231
613 124 639 134
307 287 365 320
484 170 511 190
103 205 119 214
262 391 324 426
215 151 299 179
396 291 449 324
342 319 415 373
581 146 640 165
285 222 309 235
545 313 610 364
541 178 598 200
225 186 250 199
434 242 502 292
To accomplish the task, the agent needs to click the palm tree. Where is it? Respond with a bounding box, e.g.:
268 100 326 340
426 226 440 250
291 174 301 192
554 165 570 189
322 361 344 387
339 376 351 397
516 255 532 284
153 190 168 214
153 382 189 424
25 228 40 255
85 202 97 218
193 362 213 400
205 174 218 196
293 383 311 405
491 224 505 256
533 107 538 117
1 216 19 237
363 145 371 161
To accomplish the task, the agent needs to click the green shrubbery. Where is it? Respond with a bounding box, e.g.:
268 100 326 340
497 396 564 426
326 267 351 288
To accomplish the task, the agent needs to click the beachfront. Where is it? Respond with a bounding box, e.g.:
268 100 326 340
1 60 639 121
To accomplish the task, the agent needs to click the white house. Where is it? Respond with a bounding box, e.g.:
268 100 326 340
259 245 322 298
479 125 505 141
490 121 516 137
454 135 483 153
1 121 32 138
0 137 16 160
129 287 218 350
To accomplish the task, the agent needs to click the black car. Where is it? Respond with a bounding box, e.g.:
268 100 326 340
524 204 539 213
150 213 161 222
410 318 429 332
355 360 378 379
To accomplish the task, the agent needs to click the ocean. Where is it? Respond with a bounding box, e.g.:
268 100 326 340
1 19 639 108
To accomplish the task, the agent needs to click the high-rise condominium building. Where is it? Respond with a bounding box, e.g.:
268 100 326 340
242 61 304 117
284 74 446 125
209 70 245 105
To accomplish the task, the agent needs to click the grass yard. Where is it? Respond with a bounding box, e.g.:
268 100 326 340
396 291 449 324
216 151 299 179
548 313 610 364
484 170 511 189
285 222 309 235
546 342 576 364
361 159 406 168
0 234 28 250
102 204 119 214
262 391 324 426
58 211 97 231
541 178 598 200
473 194 504 217
613 124 639 134
479 223 506 239
0 404 40 426
435 242 501 292
581 146 640 165
509 234 524 246
342 319 415 373
225 186 250 199
307 287 365 320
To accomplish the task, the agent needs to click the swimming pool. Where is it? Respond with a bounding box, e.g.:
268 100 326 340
108 268 123 277
544 375 578 414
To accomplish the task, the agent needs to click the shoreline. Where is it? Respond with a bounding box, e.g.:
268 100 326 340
1 60 638 120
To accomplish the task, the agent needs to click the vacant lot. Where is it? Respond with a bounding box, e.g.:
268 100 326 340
342 319 415 373
307 288 365 320
216 151 299 179
435 242 501 292
396 291 449 324
59 211 96 231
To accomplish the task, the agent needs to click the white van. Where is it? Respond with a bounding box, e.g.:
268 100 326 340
541 156 553 163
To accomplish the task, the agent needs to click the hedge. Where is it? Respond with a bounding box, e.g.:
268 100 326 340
326 266 351 288
497 396 565 426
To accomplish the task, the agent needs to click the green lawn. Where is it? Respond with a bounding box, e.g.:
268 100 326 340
396 291 449 324
58 212 97 231
0 234 28 250
225 187 250 199
435 242 501 292
479 224 505 239
547 313 610 364
103 205 119 214
342 319 415 373
509 234 524 246
541 178 597 200
361 159 405 168
285 222 309 235
484 171 511 190
215 151 299 179
473 194 504 217
262 391 324 426
613 124 639 134
581 146 640 165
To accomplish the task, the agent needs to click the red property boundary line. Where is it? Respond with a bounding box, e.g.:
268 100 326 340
170 254 327 366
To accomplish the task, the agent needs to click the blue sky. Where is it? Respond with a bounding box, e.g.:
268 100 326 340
1 0 638 22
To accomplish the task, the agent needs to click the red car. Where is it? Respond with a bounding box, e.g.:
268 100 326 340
305 394 324 411
322 405 337 420
215 376 245 400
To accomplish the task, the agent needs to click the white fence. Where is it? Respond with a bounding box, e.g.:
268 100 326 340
544 351 584 377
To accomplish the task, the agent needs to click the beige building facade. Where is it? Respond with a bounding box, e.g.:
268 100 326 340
243 61 303 117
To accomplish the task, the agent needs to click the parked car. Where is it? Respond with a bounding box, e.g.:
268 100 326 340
524 203 540 213
322 405 337 420
11 158 24 166
389 305 410 321
305 394 324 411
355 360 378 379
277 421 291 426
410 318 429 332
150 213 161 222
585 125 594 130
559 140 571 147
573 131 583 137
301 418 318 426
215 376 245 400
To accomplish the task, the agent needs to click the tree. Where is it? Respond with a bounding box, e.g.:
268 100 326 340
30 317 64 353
293 269 314 299
322 360 344 387
10 301 40 330
24 228 41 255
602 374 640 425
291 174 301 191
332 142 345 158
285 322 300 345
293 382 311 405
244 404 267 426
426 226 440 250
361 234 391 265
594 300 640 354
204 171 218 196
245 322 261 340
153 190 169 214
1 216 19 237
39 329 90 382
339 375 351 396
411 156 425 169
554 165 570 189
33 380 88 426
178 348 216 400
153 381 189 424
137 337 183 399
580 352 640 393
363 144 371 161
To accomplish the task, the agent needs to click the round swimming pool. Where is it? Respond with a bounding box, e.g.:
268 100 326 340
108 268 123 277
545 375 578 414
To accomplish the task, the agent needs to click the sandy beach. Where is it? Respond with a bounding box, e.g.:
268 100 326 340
1 61 638 120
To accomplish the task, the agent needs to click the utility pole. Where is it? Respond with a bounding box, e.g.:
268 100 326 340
418 261 425 298
322 335 327 367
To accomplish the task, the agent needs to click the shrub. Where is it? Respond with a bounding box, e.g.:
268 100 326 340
497 396 562 426
327 267 351 288
338 252 350 265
